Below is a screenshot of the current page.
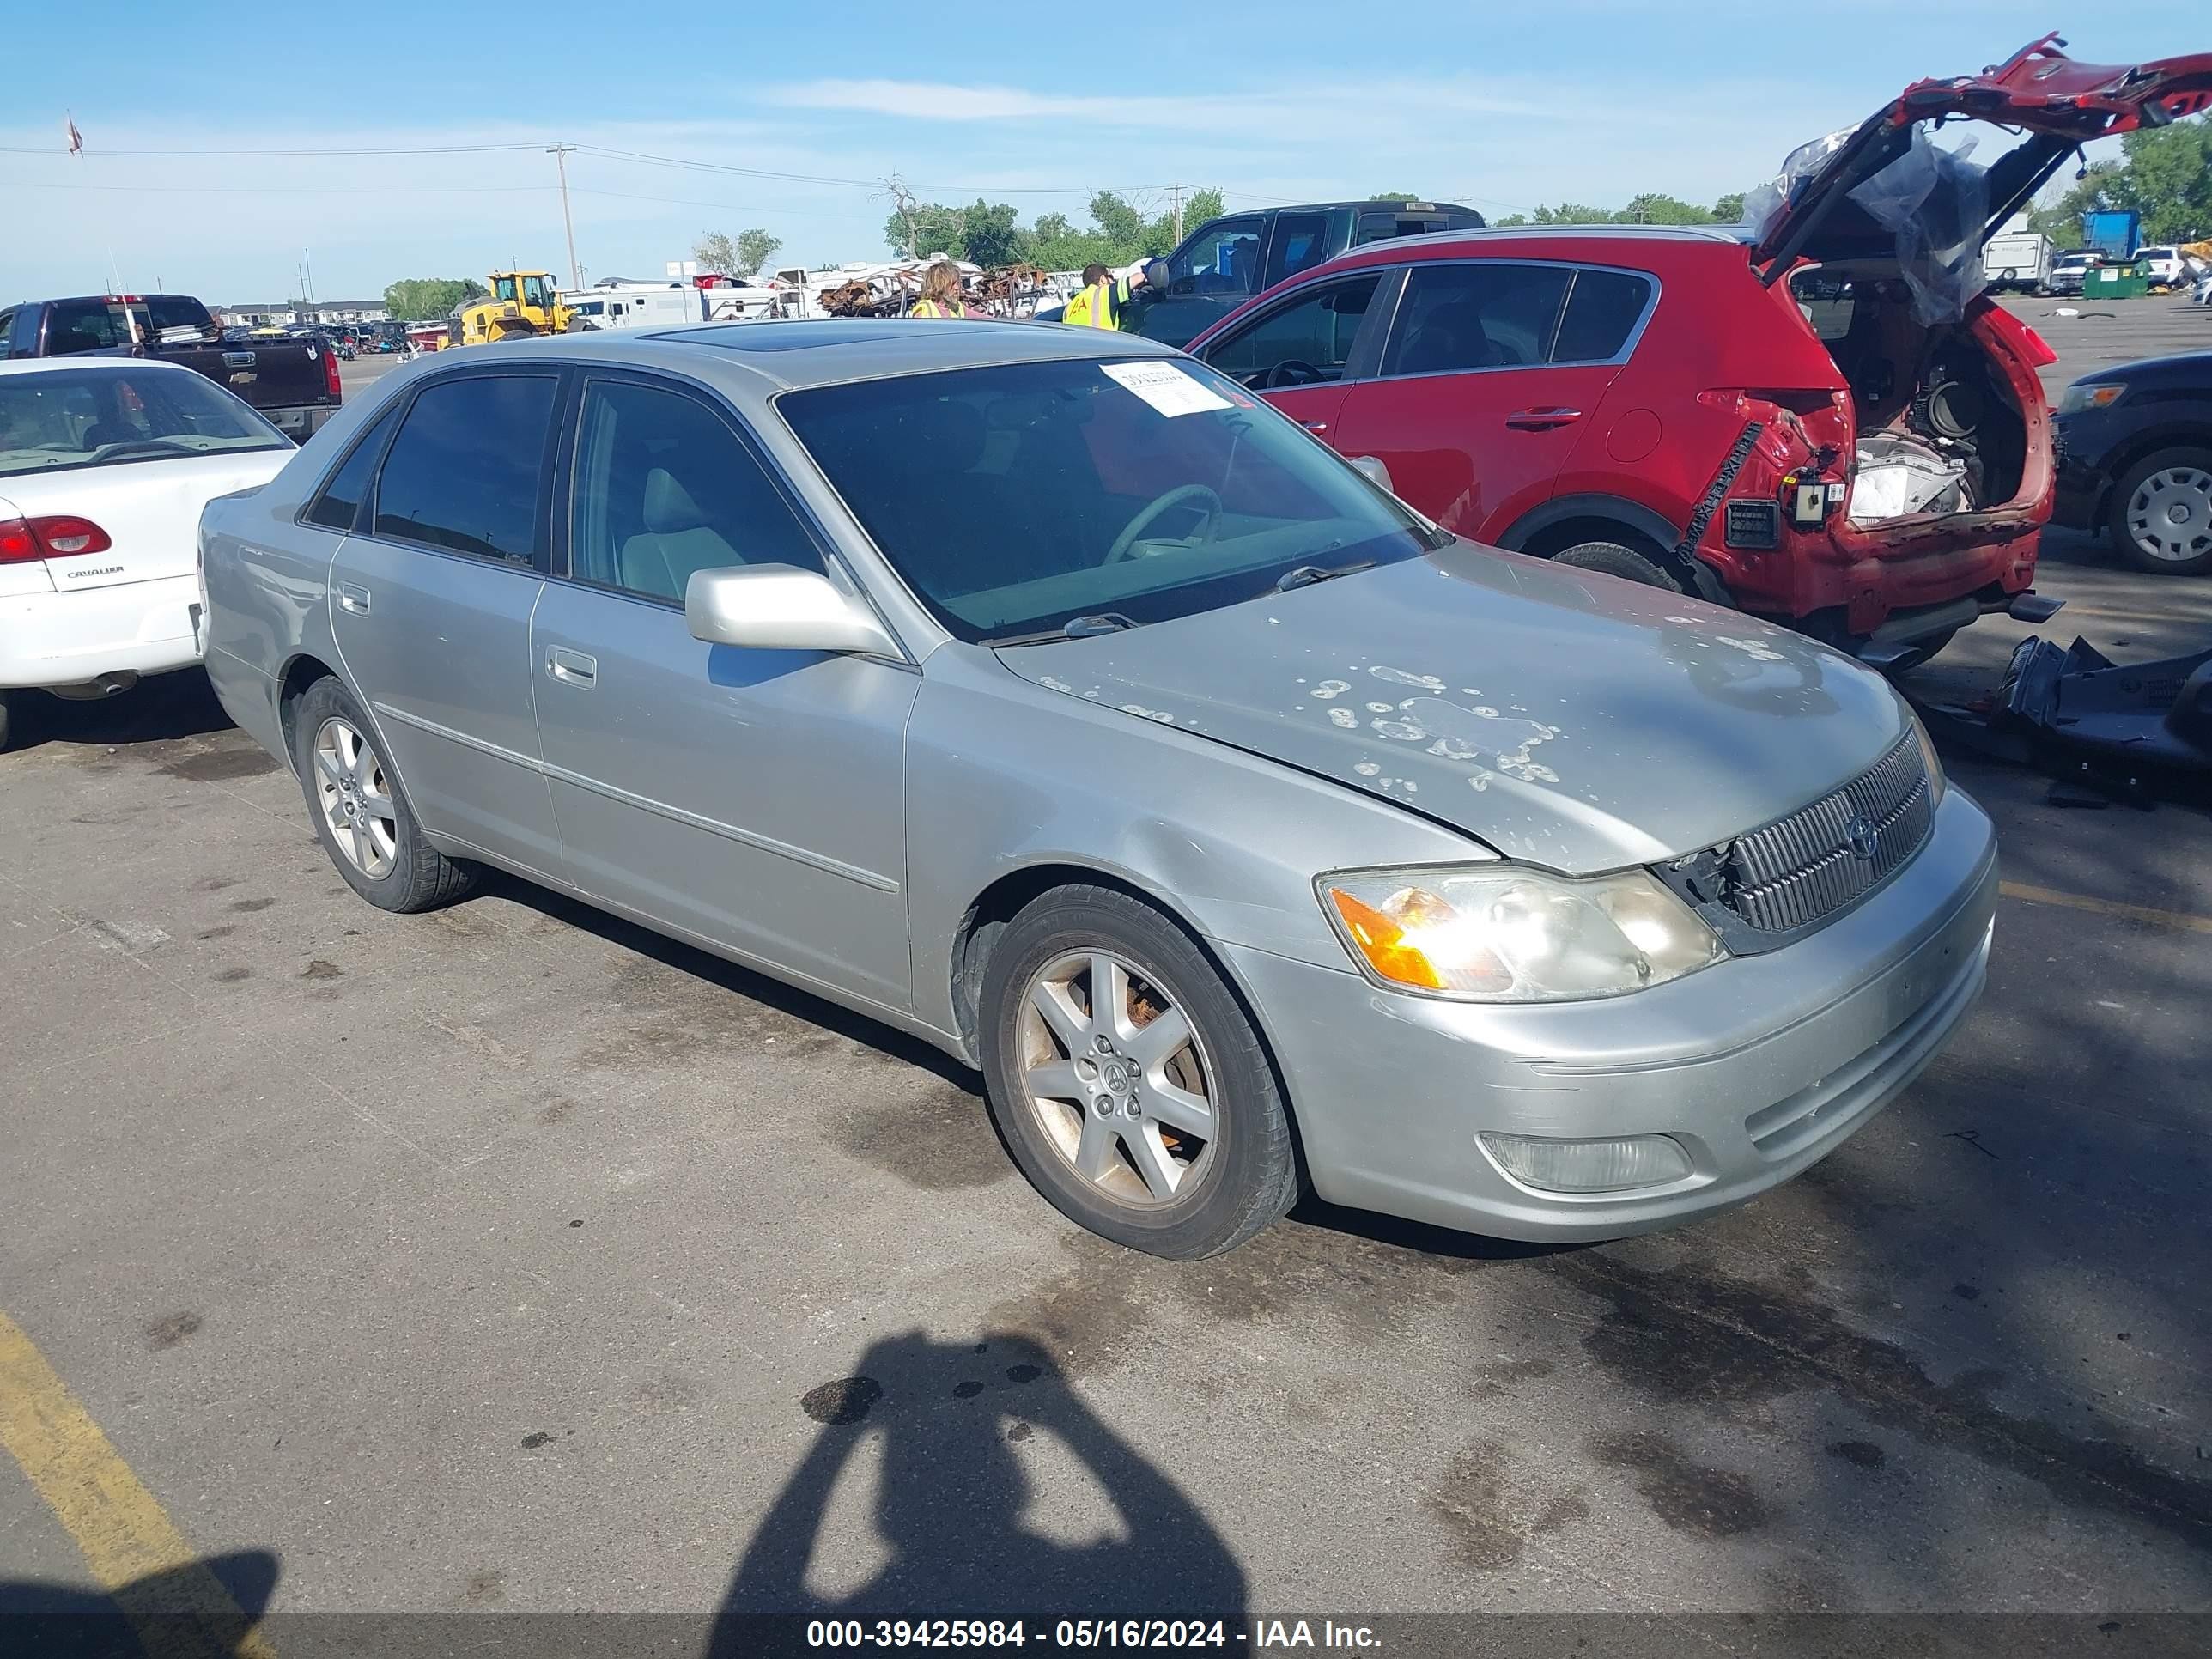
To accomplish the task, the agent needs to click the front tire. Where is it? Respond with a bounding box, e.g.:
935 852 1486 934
292 677 479 913
0 690 12 752
979 885 1298 1259
1550 538 1684 592
2109 447 2212 575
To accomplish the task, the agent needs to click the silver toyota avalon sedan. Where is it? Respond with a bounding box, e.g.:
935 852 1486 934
199 321 1996 1259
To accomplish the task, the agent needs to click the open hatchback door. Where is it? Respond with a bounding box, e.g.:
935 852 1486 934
1751 34 2212 282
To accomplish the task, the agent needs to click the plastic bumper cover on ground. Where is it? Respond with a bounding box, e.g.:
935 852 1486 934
0 574 204 690
1224 787 1999 1242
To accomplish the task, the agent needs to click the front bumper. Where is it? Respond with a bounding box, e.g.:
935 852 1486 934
2051 417 2111 529
0 572 204 690
1224 787 1998 1242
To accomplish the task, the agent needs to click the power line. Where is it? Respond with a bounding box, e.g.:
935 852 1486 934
0 140 556 158
0 179 552 196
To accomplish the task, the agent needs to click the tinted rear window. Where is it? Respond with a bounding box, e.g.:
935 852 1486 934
372 375 555 562
1552 270 1654 362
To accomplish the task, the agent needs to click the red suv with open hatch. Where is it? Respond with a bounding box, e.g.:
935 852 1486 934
1188 37 2211 668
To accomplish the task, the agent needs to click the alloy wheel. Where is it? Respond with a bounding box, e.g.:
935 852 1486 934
313 717 398 879
2125 465 2212 565
1016 949 1218 1207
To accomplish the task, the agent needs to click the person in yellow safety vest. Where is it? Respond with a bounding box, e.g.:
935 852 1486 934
908 260 973 319
1060 261 1149 329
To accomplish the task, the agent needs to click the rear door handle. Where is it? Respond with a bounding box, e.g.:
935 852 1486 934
337 582 371 614
1504 407 1583 430
548 647 597 688
1300 420 1330 434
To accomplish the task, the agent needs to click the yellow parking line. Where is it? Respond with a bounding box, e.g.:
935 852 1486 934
0 1309 275 1659
2000 880 2212 935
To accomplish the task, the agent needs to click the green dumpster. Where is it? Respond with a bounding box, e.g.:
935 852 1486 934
2087 263 2153 300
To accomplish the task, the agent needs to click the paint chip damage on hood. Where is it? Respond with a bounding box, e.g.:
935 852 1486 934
995 545 1907 875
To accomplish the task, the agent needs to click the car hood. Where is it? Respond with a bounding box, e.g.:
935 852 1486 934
1750 37 2212 272
994 546 1906 874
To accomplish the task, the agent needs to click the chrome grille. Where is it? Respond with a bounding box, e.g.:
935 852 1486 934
1724 734 1933 934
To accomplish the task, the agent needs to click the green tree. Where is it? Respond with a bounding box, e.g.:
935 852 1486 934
1711 191 1747 223
694 228 783 276
953 200 1027 267
2109 116 2212 244
2028 161 2124 249
382 277 485 321
1620 193 1717 225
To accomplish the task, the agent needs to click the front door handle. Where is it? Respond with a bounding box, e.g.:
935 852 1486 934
548 647 597 688
1300 420 1329 434
1504 407 1583 430
337 582 371 614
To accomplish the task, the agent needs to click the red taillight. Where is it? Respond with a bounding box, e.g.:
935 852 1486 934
0 515 113 564
319 341 343 402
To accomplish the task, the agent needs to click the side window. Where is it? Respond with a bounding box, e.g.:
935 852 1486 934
1167 216 1266 297
569 379 822 605
0 310 14 359
1381 264 1571 378
1265 212 1330 285
302 403 403 531
1200 276 1381 389
1353 212 1399 247
1553 269 1654 363
372 374 556 562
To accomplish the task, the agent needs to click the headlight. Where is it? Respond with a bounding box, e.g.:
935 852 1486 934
1317 866 1723 1002
2057 381 2124 415
1908 707 1947 806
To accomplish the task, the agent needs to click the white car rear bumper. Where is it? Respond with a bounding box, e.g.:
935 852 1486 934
0 573 204 690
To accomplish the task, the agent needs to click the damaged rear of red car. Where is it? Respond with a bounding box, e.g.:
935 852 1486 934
1189 36 2212 669
1723 35 2212 663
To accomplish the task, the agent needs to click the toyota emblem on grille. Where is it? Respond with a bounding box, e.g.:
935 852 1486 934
1845 813 1880 860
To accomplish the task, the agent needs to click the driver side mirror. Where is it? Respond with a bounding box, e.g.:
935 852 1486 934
684 565 901 659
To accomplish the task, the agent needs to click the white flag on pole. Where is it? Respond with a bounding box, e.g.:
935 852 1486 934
65 114 84 154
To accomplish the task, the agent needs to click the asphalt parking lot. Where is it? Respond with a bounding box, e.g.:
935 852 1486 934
3 304 2209 1648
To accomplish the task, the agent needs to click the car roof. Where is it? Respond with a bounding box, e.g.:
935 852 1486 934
0 355 206 380
1375 223 1752 256
476 319 1186 394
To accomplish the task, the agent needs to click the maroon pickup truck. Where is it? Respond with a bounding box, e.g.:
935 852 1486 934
0 293 342 440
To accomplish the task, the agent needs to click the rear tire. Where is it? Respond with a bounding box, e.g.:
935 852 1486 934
0 690 12 752
291 677 479 913
2108 447 2212 575
979 884 1298 1259
1550 539 1684 592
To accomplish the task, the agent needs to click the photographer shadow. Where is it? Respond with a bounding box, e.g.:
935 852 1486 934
709 1330 1245 1652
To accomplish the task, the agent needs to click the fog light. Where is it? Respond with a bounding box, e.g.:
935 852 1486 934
1480 1132 1692 1194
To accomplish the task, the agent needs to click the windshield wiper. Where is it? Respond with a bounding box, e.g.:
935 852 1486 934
1275 558 1376 593
89 440 195 465
984 612 1138 647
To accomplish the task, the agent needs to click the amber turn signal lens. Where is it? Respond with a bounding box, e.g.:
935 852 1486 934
1327 889 1448 990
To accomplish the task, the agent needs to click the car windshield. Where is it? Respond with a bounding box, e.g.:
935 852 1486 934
0 367 289 478
778 356 1443 642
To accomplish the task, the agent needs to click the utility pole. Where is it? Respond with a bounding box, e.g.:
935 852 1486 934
303 246 316 316
549 145 581 290
1171 185 1183 246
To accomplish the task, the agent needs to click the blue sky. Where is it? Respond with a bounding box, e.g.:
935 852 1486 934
3 2 2192 302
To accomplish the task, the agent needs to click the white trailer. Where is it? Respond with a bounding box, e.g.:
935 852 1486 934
1984 230 2053 295
564 281 779 331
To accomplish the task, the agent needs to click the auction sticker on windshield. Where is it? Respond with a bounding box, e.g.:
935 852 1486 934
1102 361 1233 418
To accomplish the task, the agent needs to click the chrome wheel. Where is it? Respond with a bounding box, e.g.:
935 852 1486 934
313 716 398 879
1017 950 1218 1208
2125 465 2212 564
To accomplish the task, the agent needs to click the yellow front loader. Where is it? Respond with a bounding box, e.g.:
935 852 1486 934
453 270 574 346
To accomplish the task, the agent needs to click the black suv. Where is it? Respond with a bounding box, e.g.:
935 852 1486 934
1041 200 1485 346
2053 350 2212 574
